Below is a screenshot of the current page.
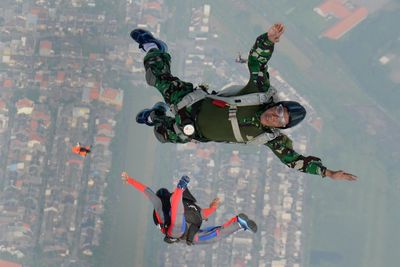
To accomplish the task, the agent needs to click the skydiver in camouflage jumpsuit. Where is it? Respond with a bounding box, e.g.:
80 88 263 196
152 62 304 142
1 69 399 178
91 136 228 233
130 23 357 181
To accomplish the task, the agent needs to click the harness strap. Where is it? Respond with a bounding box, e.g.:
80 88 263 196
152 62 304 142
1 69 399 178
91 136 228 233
228 106 244 142
173 123 190 141
172 87 277 114
171 87 279 143
246 129 281 145
172 89 208 114
208 90 276 107
172 123 200 143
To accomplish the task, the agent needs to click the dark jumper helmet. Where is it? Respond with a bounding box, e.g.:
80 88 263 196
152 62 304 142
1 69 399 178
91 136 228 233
276 101 307 129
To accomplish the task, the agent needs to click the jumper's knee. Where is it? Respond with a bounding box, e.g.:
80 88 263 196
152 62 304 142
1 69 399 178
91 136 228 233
144 54 171 86
145 68 157 86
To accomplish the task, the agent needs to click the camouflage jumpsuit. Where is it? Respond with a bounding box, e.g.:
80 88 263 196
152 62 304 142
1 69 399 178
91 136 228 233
142 33 327 177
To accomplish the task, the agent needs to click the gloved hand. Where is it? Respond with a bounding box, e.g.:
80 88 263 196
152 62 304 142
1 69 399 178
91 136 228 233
209 197 221 209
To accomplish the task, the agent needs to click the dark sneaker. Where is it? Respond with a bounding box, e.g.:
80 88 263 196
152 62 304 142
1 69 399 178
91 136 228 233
136 102 169 126
177 175 190 189
237 213 257 233
130 28 168 52
152 102 169 115
136 108 154 126
149 102 169 122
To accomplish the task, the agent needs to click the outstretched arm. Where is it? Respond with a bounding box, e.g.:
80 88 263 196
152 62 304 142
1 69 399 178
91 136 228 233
265 134 357 180
244 23 285 95
266 134 327 176
121 172 165 224
201 197 221 220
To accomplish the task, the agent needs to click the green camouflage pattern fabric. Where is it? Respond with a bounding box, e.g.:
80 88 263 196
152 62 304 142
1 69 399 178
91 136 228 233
265 134 327 176
141 35 327 177
152 114 187 143
144 49 194 105
246 32 274 93
143 49 196 143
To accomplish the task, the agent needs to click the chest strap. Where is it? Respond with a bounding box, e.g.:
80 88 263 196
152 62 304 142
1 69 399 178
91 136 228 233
246 129 281 145
171 87 277 115
208 89 276 107
226 107 281 143
228 106 244 142
171 89 208 114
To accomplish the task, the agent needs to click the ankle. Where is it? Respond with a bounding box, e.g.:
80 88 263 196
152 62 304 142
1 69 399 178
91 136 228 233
143 42 159 52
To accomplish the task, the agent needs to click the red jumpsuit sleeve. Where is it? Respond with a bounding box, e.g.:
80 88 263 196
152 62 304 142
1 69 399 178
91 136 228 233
201 205 218 219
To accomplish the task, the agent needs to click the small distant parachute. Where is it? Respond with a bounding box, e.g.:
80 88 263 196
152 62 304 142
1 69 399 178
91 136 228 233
235 52 247 64
72 142 91 157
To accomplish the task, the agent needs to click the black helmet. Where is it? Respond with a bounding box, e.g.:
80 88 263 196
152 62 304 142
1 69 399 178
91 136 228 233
152 188 171 227
277 101 306 129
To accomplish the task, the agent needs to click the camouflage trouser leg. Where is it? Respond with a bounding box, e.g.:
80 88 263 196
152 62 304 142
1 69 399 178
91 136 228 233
144 50 194 106
151 114 186 143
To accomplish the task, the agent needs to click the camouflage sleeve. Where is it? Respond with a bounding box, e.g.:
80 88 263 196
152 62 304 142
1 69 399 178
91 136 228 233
265 134 327 176
247 33 275 93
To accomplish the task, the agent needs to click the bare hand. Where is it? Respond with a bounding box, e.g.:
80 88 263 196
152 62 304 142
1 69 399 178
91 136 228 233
121 171 129 184
326 170 358 181
210 197 221 208
267 23 285 43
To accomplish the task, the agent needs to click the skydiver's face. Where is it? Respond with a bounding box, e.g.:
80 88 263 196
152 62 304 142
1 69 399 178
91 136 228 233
260 104 289 128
